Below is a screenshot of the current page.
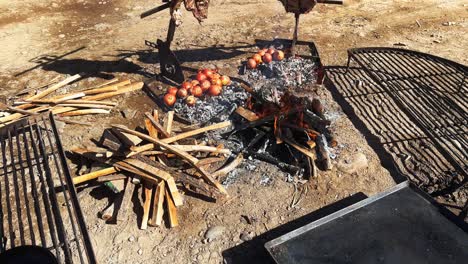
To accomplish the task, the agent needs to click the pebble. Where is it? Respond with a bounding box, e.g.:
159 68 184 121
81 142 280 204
204 226 226 242
137 248 143 255
240 231 254 242
337 153 368 174
128 236 135 242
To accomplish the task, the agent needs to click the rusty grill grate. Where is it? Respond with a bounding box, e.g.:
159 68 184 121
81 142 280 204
0 113 95 263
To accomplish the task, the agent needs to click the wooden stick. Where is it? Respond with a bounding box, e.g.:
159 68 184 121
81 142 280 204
15 99 118 106
165 187 179 228
96 174 127 182
235 106 259 121
116 178 135 222
15 75 61 96
0 105 50 124
82 86 117 95
0 103 38 116
53 92 86 103
112 125 228 195
59 109 110 117
56 104 114 110
149 181 165 226
83 82 143 101
51 80 131 101
26 74 81 100
145 112 170 138
100 202 115 221
283 138 316 160
164 111 174 134
212 154 244 178
73 167 117 184
141 184 153 230
90 78 119 89
128 121 232 155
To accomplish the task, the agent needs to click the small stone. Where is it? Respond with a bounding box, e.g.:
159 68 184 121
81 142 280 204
337 153 368 174
137 248 143 255
442 21 455 26
204 226 226 242
128 236 135 242
240 231 253 242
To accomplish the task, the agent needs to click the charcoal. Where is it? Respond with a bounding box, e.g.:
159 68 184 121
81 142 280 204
173 81 249 124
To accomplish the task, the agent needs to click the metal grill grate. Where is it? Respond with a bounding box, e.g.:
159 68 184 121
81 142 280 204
0 113 96 263
347 48 467 182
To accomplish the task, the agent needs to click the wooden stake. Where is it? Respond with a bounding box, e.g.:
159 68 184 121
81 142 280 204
59 109 110 117
26 74 81 100
164 111 174 134
165 187 179 228
73 167 117 185
116 178 135 222
83 82 143 101
149 181 165 226
141 184 153 230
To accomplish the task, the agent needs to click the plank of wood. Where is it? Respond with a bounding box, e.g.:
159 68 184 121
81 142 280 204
116 178 135 223
73 167 117 184
165 187 179 228
100 129 123 152
149 181 165 226
164 111 174 134
26 74 81 100
54 92 86 103
112 128 143 146
59 109 110 116
112 125 228 195
235 106 259 121
144 112 170 138
89 78 119 89
96 174 127 182
83 82 143 101
0 105 50 125
141 184 153 230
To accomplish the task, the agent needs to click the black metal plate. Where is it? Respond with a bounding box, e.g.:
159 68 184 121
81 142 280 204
265 182 468 264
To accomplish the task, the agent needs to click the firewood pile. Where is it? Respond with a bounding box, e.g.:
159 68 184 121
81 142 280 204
72 111 236 229
0 75 143 127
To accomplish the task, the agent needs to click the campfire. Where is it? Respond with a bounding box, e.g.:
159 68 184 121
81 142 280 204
71 43 336 229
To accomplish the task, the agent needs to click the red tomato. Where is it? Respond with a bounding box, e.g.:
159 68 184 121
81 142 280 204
163 93 176 106
212 73 221 80
267 48 276 55
200 80 211 92
191 80 199 87
253 54 262 64
167 86 178 95
196 72 207 82
263 53 273 63
177 88 188 98
247 58 257 69
259 48 268 56
211 78 222 86
202 69 214 79
191 86 203 97
208 85 222 96
181 82 192 90
220 75 231 86
186 95 196 106
274 50 285 61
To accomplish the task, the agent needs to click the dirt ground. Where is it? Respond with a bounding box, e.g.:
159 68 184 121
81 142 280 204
1 0 467 263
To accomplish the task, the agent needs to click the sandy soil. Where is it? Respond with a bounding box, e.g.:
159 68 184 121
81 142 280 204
0 0 467 263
